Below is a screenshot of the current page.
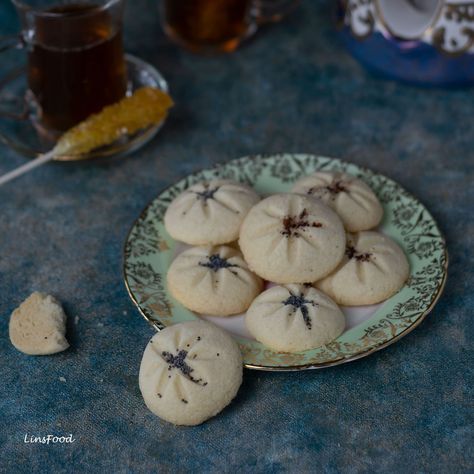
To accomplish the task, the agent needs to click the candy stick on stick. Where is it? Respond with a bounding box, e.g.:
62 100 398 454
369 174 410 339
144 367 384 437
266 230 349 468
0 87 173 187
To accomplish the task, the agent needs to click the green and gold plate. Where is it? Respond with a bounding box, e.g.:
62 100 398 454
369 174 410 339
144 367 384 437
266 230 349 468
123 154 447 371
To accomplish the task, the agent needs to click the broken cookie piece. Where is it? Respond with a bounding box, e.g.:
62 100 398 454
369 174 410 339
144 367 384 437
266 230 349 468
9 292 69 355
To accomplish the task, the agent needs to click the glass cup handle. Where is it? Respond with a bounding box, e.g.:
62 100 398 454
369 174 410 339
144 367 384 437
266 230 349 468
0 35 28 121
252 0 300 24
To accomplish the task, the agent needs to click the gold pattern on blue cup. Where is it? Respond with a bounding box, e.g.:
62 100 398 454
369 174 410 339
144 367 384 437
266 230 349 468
339 0 474 85
343 0 474 55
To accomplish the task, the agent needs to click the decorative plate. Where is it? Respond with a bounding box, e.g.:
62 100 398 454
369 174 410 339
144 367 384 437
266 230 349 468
123 154 447 371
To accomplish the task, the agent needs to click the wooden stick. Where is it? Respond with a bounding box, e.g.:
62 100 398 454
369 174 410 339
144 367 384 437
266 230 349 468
0 150 55 186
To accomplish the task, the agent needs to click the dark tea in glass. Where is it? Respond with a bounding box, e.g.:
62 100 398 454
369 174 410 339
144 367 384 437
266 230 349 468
162 0 253 53
14 0 127 133
161 0 299 54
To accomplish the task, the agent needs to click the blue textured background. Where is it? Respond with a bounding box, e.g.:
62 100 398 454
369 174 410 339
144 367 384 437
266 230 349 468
0 1 473 472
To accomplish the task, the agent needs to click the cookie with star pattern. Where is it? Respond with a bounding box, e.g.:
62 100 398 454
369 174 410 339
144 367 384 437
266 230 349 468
164 179 260 245
316 231 410 305
139 320 243 425
167 245 263 316
292 172 383 232
245 284 345 353
239 193 346 283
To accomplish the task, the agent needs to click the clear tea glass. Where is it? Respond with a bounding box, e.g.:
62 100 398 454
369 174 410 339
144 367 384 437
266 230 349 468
161 0 299 53
6 0 127 134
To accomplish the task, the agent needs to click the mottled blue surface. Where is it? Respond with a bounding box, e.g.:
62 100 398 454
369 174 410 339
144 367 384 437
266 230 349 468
0 1 473 473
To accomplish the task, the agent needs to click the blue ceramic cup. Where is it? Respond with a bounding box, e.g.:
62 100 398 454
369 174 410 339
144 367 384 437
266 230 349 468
338 0 474 86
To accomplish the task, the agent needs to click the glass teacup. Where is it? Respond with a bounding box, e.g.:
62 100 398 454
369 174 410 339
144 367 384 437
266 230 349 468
4 0 127 135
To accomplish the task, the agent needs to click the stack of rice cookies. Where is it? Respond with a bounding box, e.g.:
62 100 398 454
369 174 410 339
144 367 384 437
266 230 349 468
139 173 409 425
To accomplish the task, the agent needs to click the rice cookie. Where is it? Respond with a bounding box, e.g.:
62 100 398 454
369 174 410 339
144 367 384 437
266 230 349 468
316 231 410 305
9 292 69 355
139 320 243 426
167 245 263 316
239 193 345 283
292 171 383 232
164 179 260 245
245 284 345 353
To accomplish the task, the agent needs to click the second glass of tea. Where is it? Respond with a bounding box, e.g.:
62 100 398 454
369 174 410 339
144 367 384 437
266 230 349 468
161 0 299 54
11 0 127 135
